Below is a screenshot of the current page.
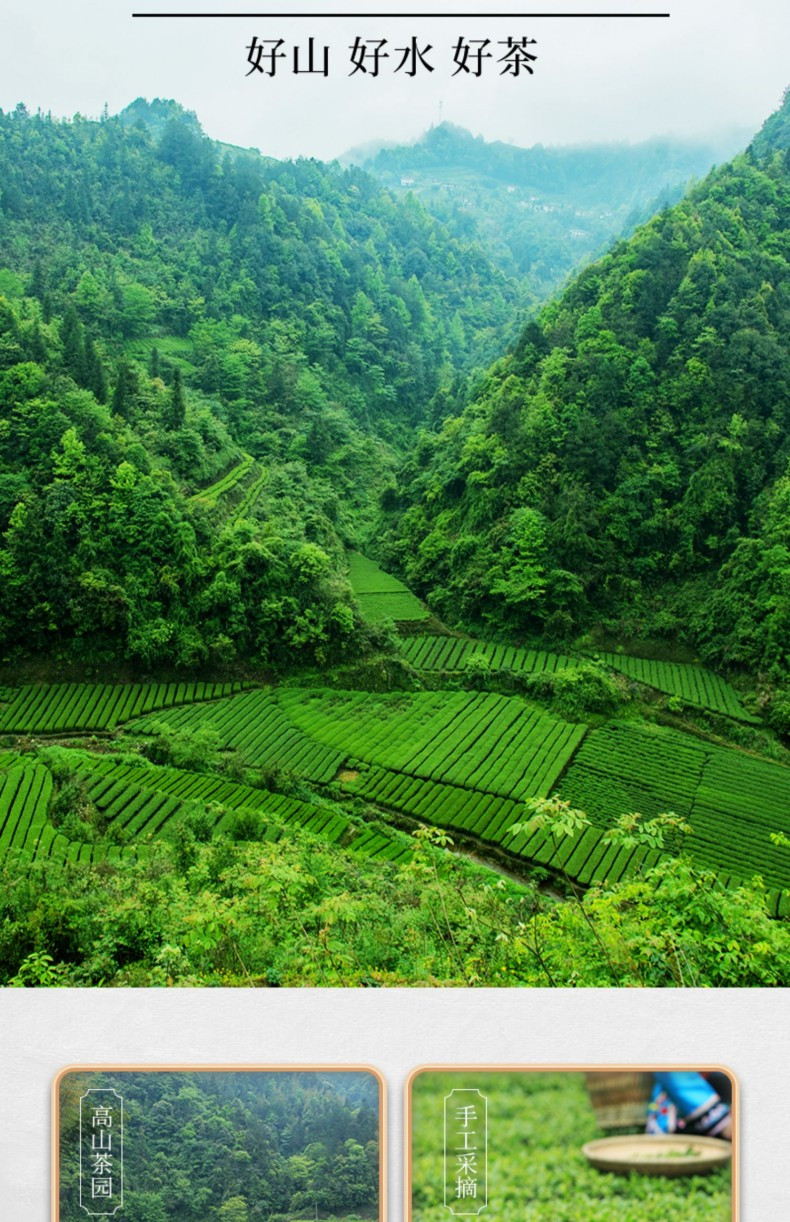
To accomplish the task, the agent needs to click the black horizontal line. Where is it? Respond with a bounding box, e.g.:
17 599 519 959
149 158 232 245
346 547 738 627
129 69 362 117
132 12 672 18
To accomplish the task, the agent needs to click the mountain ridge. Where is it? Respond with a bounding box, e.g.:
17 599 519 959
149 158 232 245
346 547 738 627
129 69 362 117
347 119 750 304
381 89 790 729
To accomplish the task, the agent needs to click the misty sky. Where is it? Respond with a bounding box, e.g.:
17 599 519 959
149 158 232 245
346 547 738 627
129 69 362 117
1 2 788 160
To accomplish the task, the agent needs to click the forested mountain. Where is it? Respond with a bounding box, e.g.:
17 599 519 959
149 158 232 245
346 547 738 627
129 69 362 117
382 90 790 727
59 1070 380 1221
347 122 745 302
0 99 520 669
2 92 790 990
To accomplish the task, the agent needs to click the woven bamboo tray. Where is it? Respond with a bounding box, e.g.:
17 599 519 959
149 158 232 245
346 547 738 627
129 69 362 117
582 1134 732 1177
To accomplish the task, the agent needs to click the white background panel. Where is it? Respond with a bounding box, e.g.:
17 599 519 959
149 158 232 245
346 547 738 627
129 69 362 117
0 989 787 1218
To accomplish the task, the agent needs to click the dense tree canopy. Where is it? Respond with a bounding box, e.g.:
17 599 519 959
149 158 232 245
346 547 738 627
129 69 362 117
0 99 524 669
354 120 738 301
59 1070 380 1221
0 287 363 669
382 91 790 714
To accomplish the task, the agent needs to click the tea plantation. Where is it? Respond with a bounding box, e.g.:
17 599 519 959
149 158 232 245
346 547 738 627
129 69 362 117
410 1071 731 1221
0 621 788 915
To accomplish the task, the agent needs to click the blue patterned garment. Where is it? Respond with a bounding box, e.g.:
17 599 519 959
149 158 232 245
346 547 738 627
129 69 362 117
646 1072 731 1138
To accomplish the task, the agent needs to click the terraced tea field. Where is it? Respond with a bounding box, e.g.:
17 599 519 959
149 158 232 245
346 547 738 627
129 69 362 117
687 749 790 892
0 675 787 914
0 681 245 735
344 765 661 890
132 689 344 781
0 764 54 861
0 749 412 871
78 755 348 840
400 634 753 721
557 721 790 903
557 722 706 828
588 651 755 721
347 553 430 624
145 685 790 907
401 634 578 676
136 686 660 889
279 689 586 802
234 469 267 522
152 687 583 801
189 454 255 505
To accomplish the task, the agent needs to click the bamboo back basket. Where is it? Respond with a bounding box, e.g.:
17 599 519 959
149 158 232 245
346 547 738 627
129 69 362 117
584 1072 654 1133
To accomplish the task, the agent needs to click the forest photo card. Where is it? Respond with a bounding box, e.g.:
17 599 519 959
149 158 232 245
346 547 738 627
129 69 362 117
407 1067 737 1222
54 1066 384 1222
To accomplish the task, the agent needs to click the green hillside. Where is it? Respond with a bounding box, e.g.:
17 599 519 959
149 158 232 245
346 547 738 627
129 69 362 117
0 100 525 669
0 95 789 988
58 1069 380 1222
350 121 744 303
383 91 790 731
